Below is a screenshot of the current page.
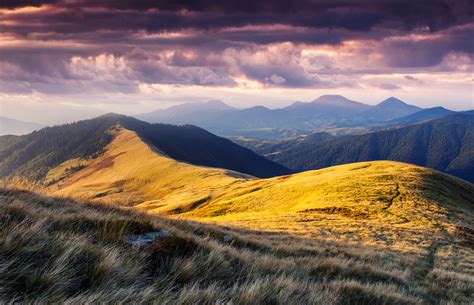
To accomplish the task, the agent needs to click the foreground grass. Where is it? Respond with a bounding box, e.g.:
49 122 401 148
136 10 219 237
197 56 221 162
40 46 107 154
1 188 473 304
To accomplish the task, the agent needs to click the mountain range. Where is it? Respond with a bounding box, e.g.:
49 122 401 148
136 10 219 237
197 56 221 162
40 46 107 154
254 113 474 182
137 95 433 138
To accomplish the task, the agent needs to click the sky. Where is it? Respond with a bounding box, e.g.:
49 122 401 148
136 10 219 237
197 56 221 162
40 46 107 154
0 0 473 123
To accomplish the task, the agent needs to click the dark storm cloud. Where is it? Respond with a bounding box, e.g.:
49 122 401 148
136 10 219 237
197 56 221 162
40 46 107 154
1 0 55 9
2 0 472 34
382 24 474 67
0 0 472 93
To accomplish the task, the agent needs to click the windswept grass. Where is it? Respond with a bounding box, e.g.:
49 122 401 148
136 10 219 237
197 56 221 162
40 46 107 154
1 187 473 304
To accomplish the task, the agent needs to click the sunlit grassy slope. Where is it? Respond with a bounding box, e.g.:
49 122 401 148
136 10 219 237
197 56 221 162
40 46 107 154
46 127 474 252
49 127 246 212
3 187 473 304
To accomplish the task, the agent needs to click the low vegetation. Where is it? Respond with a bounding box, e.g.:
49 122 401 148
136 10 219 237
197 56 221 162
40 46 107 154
2 187 473 304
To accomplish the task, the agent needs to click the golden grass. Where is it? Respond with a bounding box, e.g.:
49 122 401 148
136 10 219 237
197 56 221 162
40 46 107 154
48 128 242 210
45 157 86 184
3 126 473 303
2 187 473 304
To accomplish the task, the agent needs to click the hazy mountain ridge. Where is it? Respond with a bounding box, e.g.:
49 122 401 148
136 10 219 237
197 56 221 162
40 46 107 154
137 100 236 124
0 116 42 136
360 97 422 121
137 95 443 138
386 106 456 127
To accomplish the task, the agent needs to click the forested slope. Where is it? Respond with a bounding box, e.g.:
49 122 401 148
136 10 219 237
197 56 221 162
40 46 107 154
267 114 474 182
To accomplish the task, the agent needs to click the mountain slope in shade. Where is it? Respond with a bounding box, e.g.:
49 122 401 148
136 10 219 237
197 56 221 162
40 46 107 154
0 116 42 135
0 114 290 180
388 106 456 126
361 97 421 121
265 113 474 182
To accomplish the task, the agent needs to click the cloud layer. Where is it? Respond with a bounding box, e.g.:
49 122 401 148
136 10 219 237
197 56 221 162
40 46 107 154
0 0 473 113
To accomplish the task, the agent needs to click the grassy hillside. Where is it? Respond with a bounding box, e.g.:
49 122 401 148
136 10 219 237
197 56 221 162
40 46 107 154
180 161 474 251
1 187 473 304
48 128 244 210
37 127 474 253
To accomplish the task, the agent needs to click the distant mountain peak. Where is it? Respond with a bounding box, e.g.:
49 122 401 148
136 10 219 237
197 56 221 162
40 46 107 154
164 100 235 112
376 97 418 109
363 97 421 121
204 100 234 109
286 101 305 108
97 112 126 119
310 95 370 109
429 106 449 111
247 105 270 111
283 95 369 114
379 97 405 105
312 95 353 103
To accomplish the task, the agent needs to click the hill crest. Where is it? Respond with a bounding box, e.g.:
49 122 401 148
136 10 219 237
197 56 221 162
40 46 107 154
0 115 290 181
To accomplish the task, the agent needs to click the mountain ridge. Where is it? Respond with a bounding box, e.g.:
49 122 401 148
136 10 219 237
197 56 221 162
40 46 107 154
387 106 455 126
137 95 455 139
0 114 290 180
361 97 421 121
